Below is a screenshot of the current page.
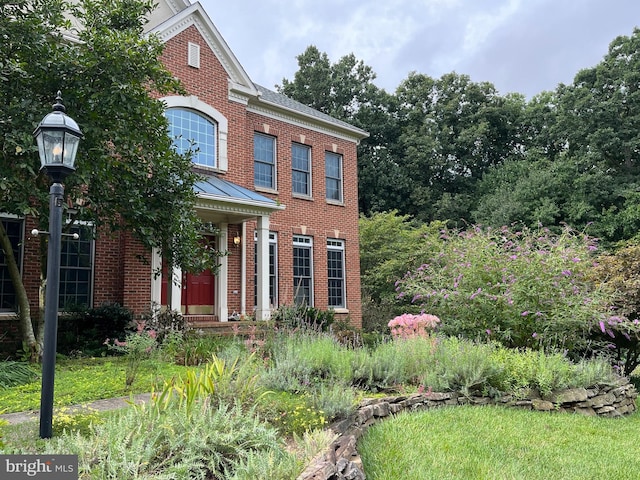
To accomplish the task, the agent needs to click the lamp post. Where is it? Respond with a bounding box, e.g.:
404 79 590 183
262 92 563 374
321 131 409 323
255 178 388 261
33 91 82 439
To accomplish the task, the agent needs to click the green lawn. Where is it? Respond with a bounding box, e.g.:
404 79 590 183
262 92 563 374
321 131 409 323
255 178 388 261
359 404 640 480
0 356 189 414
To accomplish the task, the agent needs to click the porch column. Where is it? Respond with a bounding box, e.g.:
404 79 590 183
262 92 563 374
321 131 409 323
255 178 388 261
170 266 182 312
255 215 271 320
217 223 229 322
151 248 181 313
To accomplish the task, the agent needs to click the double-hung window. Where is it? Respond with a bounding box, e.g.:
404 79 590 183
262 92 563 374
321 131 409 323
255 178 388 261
254 231 278 308
254 133 276 189
293 235 313 306
166 108 217 168
292 143 311 196
59 224 94 309
327 239 346 308
0 217 23 312
325 152 343 202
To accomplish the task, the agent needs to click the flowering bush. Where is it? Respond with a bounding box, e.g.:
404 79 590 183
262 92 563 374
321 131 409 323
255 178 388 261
395 224 629 361
388 313 440 339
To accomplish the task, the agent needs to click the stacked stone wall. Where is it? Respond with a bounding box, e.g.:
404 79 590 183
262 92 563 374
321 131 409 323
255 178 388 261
298 378 638 480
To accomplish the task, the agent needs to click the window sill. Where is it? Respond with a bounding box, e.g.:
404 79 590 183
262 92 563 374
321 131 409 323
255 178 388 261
325 199 344 206
292 193 314 201
332 308 349 314
255 186 278 195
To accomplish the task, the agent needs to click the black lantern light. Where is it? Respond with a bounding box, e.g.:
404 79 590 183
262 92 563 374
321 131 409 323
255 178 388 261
34 91 82 183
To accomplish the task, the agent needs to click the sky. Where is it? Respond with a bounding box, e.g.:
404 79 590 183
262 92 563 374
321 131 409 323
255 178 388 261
197 0 640 99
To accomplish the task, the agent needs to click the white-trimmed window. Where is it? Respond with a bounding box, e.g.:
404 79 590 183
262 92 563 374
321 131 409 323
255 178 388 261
162 96 228 172
166 108 216 168
254 133 276 189
325 152 343 202
59 224 94 309
327 239 346 308
0 217 23 312
292 143 311 196
293 235 313 306
254 231 278 307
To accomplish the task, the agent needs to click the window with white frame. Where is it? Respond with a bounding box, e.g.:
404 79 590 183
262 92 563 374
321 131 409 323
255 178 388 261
293 235 313 306
254 133 276 189
0 217 23 312
166 108 216 168
292 143 311 196
325 152 343 202
253 231 278 307
59 224 94 309
327 239 346 308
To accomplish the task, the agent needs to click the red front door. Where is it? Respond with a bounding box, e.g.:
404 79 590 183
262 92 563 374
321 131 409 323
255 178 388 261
182 269 215 315
160 262 216 315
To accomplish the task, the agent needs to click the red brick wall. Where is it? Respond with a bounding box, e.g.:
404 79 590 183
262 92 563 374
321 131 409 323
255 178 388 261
159 25 363 327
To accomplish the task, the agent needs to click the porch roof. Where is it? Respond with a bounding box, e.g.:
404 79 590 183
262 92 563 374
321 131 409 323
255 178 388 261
194 175 284 223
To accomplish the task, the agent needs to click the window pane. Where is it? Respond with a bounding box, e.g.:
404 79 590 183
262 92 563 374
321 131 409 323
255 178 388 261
59 225 93 309
254 232 278 307
325 152 343 201
0 218 22 311
327 239 345 308
292 144 310 195
254 133 276 189
166 109 216 168
293 235 313 306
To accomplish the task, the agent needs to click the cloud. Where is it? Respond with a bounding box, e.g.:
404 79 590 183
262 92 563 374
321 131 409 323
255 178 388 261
200 0 640 97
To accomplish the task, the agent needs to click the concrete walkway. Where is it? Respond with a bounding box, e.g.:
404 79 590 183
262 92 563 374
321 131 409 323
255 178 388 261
0 393 152 425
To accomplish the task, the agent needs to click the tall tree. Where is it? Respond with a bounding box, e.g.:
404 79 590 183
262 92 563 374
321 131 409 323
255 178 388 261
396 72 525 223
0 0 219 359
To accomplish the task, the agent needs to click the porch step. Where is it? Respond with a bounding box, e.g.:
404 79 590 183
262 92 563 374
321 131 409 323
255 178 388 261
186 319 276 336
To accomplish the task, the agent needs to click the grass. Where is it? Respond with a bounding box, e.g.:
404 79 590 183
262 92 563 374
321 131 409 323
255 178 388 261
359 405 640 480
0 356 189 414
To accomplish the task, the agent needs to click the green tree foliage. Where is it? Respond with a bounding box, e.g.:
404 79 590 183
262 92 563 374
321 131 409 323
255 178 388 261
395 72 526 224
359 211 443 331
0 0 220 358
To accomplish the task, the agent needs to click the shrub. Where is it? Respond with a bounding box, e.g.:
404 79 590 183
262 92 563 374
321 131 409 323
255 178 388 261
388 313 440 339
58 302 133 356
140 305 187 342
589 242 640 373
272 304 335 331
396 224 620 360
309 382 357 421
46 401 288 479
419 337 501 396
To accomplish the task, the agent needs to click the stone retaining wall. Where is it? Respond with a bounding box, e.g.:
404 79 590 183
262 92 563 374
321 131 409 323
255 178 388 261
298 378 637 480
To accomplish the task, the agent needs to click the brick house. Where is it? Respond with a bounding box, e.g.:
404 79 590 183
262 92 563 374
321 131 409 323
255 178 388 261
0 0 367 348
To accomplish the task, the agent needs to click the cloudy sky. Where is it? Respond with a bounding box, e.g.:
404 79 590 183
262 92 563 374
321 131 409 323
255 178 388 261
197 0 640 99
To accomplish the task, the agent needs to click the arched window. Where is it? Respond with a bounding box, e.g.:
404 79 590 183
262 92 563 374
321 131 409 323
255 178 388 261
166 108 217 168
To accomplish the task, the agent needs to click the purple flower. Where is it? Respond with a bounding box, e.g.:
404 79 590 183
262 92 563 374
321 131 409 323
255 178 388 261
532 332 538 338
521 311 529 316
599 321 606 333
486 329 491 335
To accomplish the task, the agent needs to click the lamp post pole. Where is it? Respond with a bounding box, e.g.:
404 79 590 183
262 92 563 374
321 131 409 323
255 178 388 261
34 91 82 439
39 182 65 439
